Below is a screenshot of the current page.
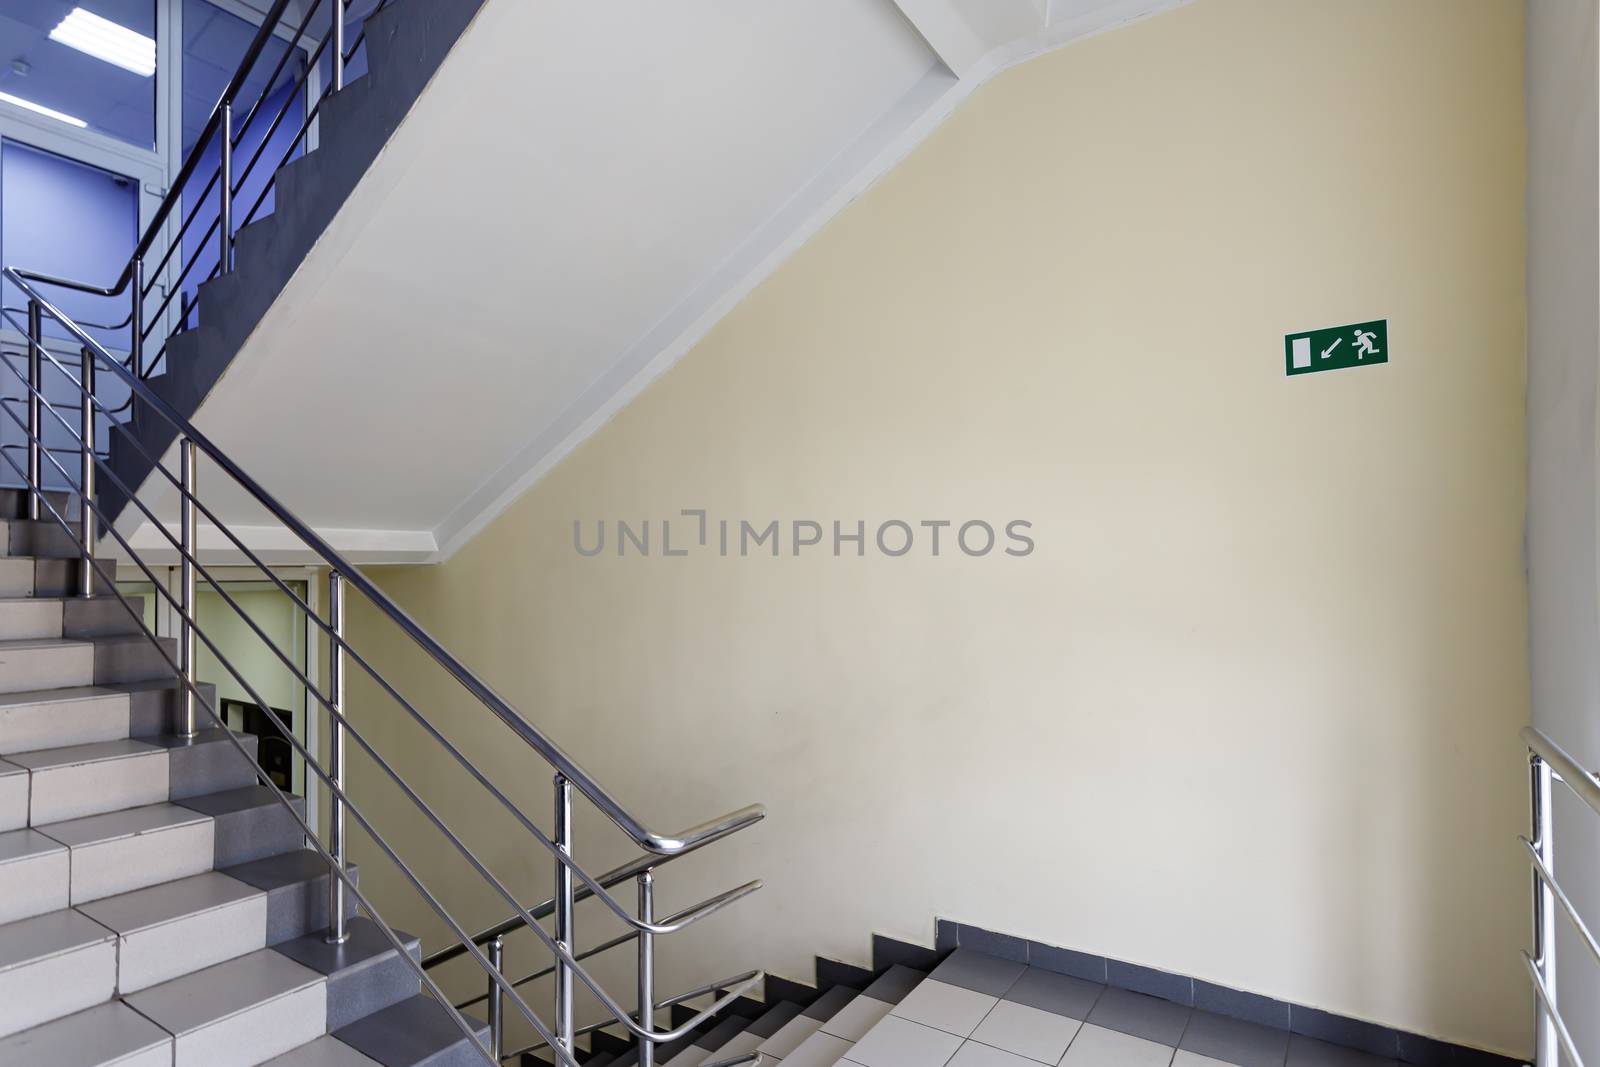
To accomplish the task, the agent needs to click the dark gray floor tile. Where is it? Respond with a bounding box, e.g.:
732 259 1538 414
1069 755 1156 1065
1003 966 1104 1021
958 924 1028 963
1287 1034 1398 1067
1086 986 1192 1046
1109 959 1194 1005
1290 1007 1399 1059
1195 981 1290 1031
863 964 926 1006
1029 941 1107 984
931 949 1027 997
1180 1009 1290 1067
801 983 859 1021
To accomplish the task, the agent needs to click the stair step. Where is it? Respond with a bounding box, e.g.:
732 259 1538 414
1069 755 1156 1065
32 558 114 597
0 758 22 830
0 638 95 693
0 597 64 640
7 737 168 824
332 993 490 1067
0 908 116 1037
0 998 172 1067
263 1035 384 1066
179 784 305 867
124 948 327 1067
75 870 267 993
158 727 263 800
36 801 213 904
274 916 422 1031
0 686 132 755
0 558 34 597
0 827 68 924
223 848 359 946
707 1001 802 1062
2 518 85 559
0 594 136 641
0 488 75 520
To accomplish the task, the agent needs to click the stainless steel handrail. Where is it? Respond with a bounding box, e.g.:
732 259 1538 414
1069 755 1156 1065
1522 725 1600 1067
1 272 766 1064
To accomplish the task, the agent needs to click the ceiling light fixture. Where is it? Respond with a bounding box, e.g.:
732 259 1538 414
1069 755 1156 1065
49 8 156 77
0 90 88 128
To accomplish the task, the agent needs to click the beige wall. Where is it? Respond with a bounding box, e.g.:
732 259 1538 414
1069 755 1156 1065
344 0 1529 1054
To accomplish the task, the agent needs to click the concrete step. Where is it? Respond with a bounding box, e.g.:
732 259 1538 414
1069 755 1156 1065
0 558 34 597
76 870 268 993
0 999 171 1067
7 737 169 824
274 916 422 1031
0 686 131 756
222 849 361 946
0 597 64 640
332 994 490 1067
705 1000 802 1063
263 1036 383 1066
0 638 95 693
0 595 141 641
178 784 306 868
36 800 214 905
123 947 327 1067
1 518 85 559
0 827 68 925
0 908 116 1038
0 488 76 521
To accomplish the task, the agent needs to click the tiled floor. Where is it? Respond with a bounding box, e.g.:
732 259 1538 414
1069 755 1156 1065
835 950 1400 1067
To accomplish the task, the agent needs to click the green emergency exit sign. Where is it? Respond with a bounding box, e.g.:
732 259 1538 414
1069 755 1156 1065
1285 319 1388 376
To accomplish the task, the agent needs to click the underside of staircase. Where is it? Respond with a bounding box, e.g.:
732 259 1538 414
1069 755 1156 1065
0 489 487 1067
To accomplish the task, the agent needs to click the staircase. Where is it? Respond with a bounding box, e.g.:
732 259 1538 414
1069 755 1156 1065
0 489 492 1066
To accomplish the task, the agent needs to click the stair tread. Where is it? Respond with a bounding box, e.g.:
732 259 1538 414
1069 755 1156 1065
332 993 488 1065
178 783 290 816
0 684 126 708
0 908 113 973
0 1000 171 1066
274 915 420 978
3 736 163 771
0 826 66 865
0 636 92 651
123 946 322 1036
35 800 209 846
264 1035 384 1066
223 847 339 891
75 869 262 935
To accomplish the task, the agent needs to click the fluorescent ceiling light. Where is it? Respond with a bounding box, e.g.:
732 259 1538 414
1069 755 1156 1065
49 8 156 77
0 91 87 128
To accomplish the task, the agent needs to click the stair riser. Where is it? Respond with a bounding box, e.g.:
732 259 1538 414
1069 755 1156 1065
94 638 180 687
203 799 307 868
5 521 84 559
169 734 261 800
0 694 131 755
32 560 112 598
0 644 93 694
0 768 23 830
66 820 214 905
0 560 32 597
0 848 67 925
0 601 61 640
171 981 326 1067
324 949 422 1032
61 597 146 639
114 893 268 994
26 751 169 825
0 939 115 1039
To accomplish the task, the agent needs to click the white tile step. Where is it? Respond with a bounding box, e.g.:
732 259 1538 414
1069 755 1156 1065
0 999 172 1067
0 685 130 756
262 1035 384 1066
8 738 170 825
124 948 328 1067
0 637 96 694
36 801 214 905
0 908 117 1037
76 870 268 993
0 758 24 831
0 826 68 925
0 597 62 640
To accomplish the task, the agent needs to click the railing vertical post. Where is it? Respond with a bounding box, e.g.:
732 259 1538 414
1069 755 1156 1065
25 299 41 520
130 257 145 378
554 773 575 1056
77 346 94 598
332 0 346 91
637 870 655 1067
326 569 349 943
219 101 234 274
487 934 505 1061
178 438 198 738
1531 753 1557 1067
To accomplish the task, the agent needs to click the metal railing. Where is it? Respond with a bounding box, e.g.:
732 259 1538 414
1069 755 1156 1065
1523 725 1600 1067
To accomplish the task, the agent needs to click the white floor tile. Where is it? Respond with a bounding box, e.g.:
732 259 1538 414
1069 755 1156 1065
782 1030 854 1067
821 995 893 1041
847 1015 964 1067
949 1041 1043 1066
1061 1024 1175 1067
890 978 998 1038
970 1001 1082 1064
1171 1052 1234 1067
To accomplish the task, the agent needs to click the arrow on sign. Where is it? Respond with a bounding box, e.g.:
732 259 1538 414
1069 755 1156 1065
1320 338 1343 359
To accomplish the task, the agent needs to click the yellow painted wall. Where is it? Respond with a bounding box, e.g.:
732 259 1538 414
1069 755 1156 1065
344 0 1529 1054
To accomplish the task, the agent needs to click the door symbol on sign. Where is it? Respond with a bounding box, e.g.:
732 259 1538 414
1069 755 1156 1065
1353 329 1380 359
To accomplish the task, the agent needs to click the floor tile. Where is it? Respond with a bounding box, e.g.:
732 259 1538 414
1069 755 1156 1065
846 1015 963 1067
821 994 893 1041
1285 1035 1398 1067
1004 967 1104 1021
970 1000 1081 1064
1179 1010 1289 1067
949 1041 1042 1067
1086 986 1191 1046
862 964 926 1006
1174 1052 1237 1067
780 1030 853 1067
1061 1023 1176 1067
890 978 999 1038
932 950 1028 997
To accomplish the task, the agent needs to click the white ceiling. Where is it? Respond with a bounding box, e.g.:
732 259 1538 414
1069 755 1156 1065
123 0 1189 564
